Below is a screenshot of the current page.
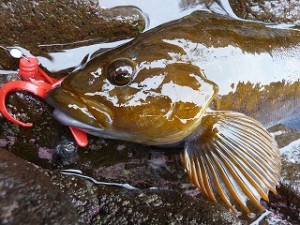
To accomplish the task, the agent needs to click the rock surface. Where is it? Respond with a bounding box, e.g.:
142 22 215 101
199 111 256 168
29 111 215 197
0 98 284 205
0 0 147 70
229 0 300 25
0 148 83 225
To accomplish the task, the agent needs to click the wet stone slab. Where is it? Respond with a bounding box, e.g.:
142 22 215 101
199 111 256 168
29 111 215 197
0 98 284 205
0 148 84 225
0 113 250 224
91 188 240 224
229 0 300 25
0 0 147 70
262 126 300 225
0 134 244 224
2 116 299 224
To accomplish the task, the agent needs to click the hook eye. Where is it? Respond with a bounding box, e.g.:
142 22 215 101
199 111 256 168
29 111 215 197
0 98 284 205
0 80 52 127
9 48 24 59
0 46 29 60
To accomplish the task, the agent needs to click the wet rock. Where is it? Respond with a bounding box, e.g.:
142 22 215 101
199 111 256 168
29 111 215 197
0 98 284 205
0 92 68 166
277 137 300 224
91 188 240 224
0 0 147 70
0 148 83 225
48 170 101 224
254 126 300 224
55 138 254 224
269 125 300 223
229 0 300 25
269 125 300 148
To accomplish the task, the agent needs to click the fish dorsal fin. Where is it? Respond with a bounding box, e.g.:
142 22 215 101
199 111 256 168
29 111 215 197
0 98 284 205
183 111 281 215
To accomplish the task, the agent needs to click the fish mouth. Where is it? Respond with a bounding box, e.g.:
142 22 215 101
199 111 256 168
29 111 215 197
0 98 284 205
52 109 104 134
46 87 113 133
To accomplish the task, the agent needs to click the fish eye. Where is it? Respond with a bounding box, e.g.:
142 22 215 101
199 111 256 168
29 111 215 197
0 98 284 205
106 58 135 86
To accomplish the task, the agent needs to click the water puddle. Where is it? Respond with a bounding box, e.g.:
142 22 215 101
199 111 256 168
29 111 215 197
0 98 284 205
100 0 238 29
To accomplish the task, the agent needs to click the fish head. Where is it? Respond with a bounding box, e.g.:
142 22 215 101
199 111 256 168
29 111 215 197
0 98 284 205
46 32 218 145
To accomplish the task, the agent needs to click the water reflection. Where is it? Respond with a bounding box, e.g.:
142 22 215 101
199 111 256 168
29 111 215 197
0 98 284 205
100 0 235 29
37 39 131 72
216 80 300 128
179 0 214 9
178 0 237 18
0 0 239 73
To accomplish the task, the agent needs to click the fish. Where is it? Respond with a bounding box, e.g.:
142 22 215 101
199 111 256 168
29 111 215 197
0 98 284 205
46 11 300 214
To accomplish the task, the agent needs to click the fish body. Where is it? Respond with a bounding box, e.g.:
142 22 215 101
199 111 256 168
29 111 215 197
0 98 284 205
46 11 300 214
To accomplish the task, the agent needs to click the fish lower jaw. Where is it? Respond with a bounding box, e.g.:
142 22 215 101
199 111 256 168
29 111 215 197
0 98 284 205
52 109 187 146
52 109 132 140
53 109 104 133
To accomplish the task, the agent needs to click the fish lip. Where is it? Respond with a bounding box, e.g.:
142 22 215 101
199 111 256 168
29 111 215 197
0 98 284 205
52 108 135 141
46 87 113 130
52 109 104 133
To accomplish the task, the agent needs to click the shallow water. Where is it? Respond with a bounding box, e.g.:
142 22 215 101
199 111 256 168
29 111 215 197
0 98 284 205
4 0 299 94
5 0 237 74
100 0 239 28
1 0 298 76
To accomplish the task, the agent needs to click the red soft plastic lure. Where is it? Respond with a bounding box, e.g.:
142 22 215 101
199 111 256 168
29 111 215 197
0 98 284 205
0 54 88 147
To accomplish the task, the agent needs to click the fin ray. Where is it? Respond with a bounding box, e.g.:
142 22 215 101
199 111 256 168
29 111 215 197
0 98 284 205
202 149 238 213
224 130 279 179
208 149 251 213
213 138 269 201
220 134 278 195
201 145 217 202
184 150 210 198
208 143 264 210
183 111 281 214
218 134 277 190
225 130 280 183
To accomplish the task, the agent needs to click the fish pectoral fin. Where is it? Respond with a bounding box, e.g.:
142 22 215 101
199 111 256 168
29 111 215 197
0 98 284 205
183 111 281 215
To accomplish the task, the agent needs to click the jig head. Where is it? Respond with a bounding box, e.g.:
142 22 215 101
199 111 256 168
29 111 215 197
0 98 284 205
0 48 88 147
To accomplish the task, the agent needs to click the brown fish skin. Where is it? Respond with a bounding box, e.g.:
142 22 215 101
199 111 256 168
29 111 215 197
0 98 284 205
46 11 300 214
48 10 300 130
215 80 300 129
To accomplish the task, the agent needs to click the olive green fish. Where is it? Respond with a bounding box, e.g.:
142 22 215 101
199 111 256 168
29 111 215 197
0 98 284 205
46 11 300 214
